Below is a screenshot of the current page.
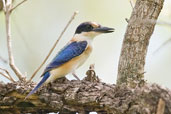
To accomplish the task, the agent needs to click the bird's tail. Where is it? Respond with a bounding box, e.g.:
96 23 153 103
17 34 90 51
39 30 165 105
25 72 50 100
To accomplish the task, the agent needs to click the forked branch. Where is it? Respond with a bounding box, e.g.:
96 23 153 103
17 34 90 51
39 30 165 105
0 72 11 81
11 0 28 12
2 0 25 80
0 67 15 82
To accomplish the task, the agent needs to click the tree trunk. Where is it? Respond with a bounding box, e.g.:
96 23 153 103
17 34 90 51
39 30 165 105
0 0 167 113
117 0 164 86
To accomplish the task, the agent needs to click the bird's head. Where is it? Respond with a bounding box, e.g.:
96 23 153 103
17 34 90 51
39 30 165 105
74 22 114 39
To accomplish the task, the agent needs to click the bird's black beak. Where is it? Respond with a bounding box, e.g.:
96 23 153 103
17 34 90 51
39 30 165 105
93 26 114 33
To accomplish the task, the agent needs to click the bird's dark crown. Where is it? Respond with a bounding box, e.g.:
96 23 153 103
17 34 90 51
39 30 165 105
75 22 114 34
75 22 98 34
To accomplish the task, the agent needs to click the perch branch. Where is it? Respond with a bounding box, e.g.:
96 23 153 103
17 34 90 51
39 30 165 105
0 67 15 82
3 0 24 80
0 80 171 113
28 11 78 82
11 0 28 12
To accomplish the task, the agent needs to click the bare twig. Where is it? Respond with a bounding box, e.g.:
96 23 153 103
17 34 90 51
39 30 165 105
157 20 171 27
84 64 100 83
11 0 28 12
125 18 129 23
125 0 134 23
2 0 6 12
0 55 7 64
28 11 79 82
3 0 24 80
156 98 165 114
0 72 12 81
0 0 3 11
153 38 171 54
130 0 134 9
0 67 15 82
72 72 81 81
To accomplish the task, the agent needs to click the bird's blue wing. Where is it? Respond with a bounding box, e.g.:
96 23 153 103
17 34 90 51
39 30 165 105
25 41 87 99
42 41 88 75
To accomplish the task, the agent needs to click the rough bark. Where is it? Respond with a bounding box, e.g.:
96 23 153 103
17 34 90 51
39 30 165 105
0 0 167 113
117 0 164 86
0 79 171 114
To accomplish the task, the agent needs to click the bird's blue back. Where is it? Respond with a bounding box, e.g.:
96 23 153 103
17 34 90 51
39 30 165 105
42 41 88 75
25 41 88 99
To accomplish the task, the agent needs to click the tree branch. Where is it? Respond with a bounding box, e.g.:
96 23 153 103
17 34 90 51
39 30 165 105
0 0 3 11
1 0 6 12
3 0 24 80
117 0 164 86
28 11 78 82
0 67 15 82
0 79 171 113
0 72 12 81
11 0 28 12
129 0 134 9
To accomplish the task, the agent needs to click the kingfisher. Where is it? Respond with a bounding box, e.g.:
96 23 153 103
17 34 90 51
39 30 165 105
26 22 114 99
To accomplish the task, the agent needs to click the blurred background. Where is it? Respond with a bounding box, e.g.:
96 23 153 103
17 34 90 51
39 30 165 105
0 0 171 88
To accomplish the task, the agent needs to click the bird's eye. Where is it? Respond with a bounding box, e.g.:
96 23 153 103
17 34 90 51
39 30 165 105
86 25 93 30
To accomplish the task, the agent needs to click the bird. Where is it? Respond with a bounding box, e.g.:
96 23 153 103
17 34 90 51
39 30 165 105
25 22 114 99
